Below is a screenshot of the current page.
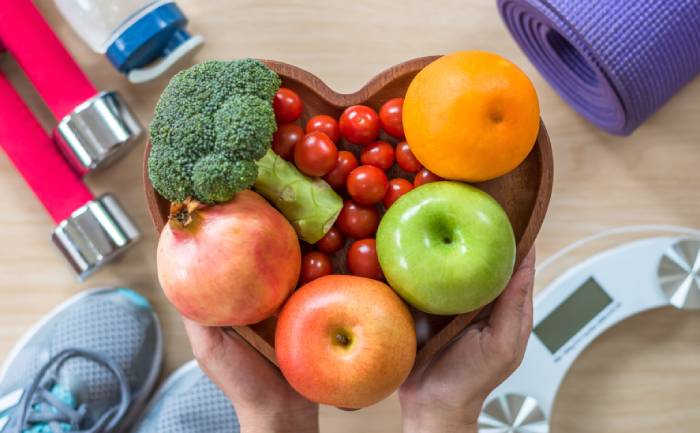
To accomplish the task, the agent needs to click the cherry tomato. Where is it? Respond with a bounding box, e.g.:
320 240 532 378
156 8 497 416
414 168 443 187
300 251 333 284
360 141 394 171
382 178 414 208
347 165 389 205
379 98 405 138
336 200 379 239
323 150 358 190
273 88 303 123
315 226 345 254
272 123 304 160
395 141 423 173
339 105 380 145
306 115 340 143
294 131 338 177
347 239 383 280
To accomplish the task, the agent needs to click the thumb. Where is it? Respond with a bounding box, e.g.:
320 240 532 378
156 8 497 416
183 318 226 366
489 249 535 342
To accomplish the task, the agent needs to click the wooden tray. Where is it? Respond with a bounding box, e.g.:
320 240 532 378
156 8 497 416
144 56 553 372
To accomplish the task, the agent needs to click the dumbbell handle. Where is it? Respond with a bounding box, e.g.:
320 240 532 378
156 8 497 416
0 0 97 120
0 72 93 223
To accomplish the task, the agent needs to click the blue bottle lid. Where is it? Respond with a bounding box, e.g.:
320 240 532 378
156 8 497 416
106 2 195 74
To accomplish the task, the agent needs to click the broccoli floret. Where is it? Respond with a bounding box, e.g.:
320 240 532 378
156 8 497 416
217 58 281 102
147 141 193 201
148 59 281 204
192 154 258 203
214 95 276 162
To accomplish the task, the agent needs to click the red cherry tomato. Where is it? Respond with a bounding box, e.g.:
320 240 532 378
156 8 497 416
336 200 379 239
300 251 333 284
315 226 345 254
339 105 380 145
272 123 304 160
306 115 340 143
360 141 394 171
379 98 404 138
396 141 423 173
347 239 383 280
382 178 414 208
294 132 338 177
323 150 358 190
273 88 303 123
346 165 389 205
414 168 443 187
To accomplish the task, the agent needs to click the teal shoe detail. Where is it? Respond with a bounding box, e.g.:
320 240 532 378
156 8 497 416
24 384 76 433
118 288 152 310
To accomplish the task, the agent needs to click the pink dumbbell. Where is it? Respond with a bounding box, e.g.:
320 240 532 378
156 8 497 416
0 73 140 279
0 0 141 278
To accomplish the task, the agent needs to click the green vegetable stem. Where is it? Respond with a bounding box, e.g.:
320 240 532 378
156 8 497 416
255 150 342 244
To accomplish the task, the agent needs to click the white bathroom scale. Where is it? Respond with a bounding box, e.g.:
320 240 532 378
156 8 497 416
478 227 700 433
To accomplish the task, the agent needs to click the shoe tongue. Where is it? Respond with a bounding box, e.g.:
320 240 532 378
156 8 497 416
55 371 88 407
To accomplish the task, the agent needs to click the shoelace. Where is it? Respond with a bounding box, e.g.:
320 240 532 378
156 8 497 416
12 349 131 433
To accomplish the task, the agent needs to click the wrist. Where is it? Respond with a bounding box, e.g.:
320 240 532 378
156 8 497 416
402 414 477 433
401 399 482 433
236 404 319 433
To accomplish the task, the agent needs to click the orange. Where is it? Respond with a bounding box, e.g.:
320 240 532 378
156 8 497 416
403 51 540 182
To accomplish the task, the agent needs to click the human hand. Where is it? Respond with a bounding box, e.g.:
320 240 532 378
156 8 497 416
399 250 536 433
184 320 319 433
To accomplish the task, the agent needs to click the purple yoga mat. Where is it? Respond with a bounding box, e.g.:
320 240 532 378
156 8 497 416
497 0 700 135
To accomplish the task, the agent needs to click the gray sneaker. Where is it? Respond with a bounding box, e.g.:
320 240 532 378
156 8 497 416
132 361 239 433
0 288 163 432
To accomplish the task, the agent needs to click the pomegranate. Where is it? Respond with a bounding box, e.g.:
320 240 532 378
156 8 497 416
157 190 301 326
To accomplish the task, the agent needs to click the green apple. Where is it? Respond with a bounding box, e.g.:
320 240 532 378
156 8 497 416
376 181 515 315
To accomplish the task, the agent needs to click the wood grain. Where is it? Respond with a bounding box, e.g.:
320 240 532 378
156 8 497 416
143 57 553 373
1 1 699 432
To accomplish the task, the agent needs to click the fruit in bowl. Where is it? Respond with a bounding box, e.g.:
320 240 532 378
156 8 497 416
376 181 516 315
144 54 552 407
403 51 540 182
275 275 416 409
157 191 300 326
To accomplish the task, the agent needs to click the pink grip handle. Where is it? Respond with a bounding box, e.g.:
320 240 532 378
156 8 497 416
0 73 93 223
0 0 97 120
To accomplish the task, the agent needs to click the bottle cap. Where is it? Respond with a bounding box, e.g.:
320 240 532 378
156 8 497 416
106 2 203 82
52 194 140 280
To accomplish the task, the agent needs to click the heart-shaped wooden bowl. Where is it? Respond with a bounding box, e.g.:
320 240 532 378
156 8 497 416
144 56 553 373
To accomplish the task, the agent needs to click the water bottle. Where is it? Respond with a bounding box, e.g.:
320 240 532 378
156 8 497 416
54 0 204 83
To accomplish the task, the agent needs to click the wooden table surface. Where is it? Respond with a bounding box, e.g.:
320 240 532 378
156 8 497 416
1 1 699 432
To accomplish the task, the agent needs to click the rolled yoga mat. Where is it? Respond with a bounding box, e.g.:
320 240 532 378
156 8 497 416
497 0 700 135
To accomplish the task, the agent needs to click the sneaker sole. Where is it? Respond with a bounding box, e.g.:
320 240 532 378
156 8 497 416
0 287 164 432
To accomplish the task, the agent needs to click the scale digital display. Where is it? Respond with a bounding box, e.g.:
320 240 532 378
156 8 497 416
534 277 613 354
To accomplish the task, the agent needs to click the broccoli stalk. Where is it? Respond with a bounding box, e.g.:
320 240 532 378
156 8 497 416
255 150 342 243
148 59 342 243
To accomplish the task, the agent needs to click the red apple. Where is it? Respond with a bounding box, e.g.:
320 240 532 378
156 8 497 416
157 191 301 326
275 275 416 408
